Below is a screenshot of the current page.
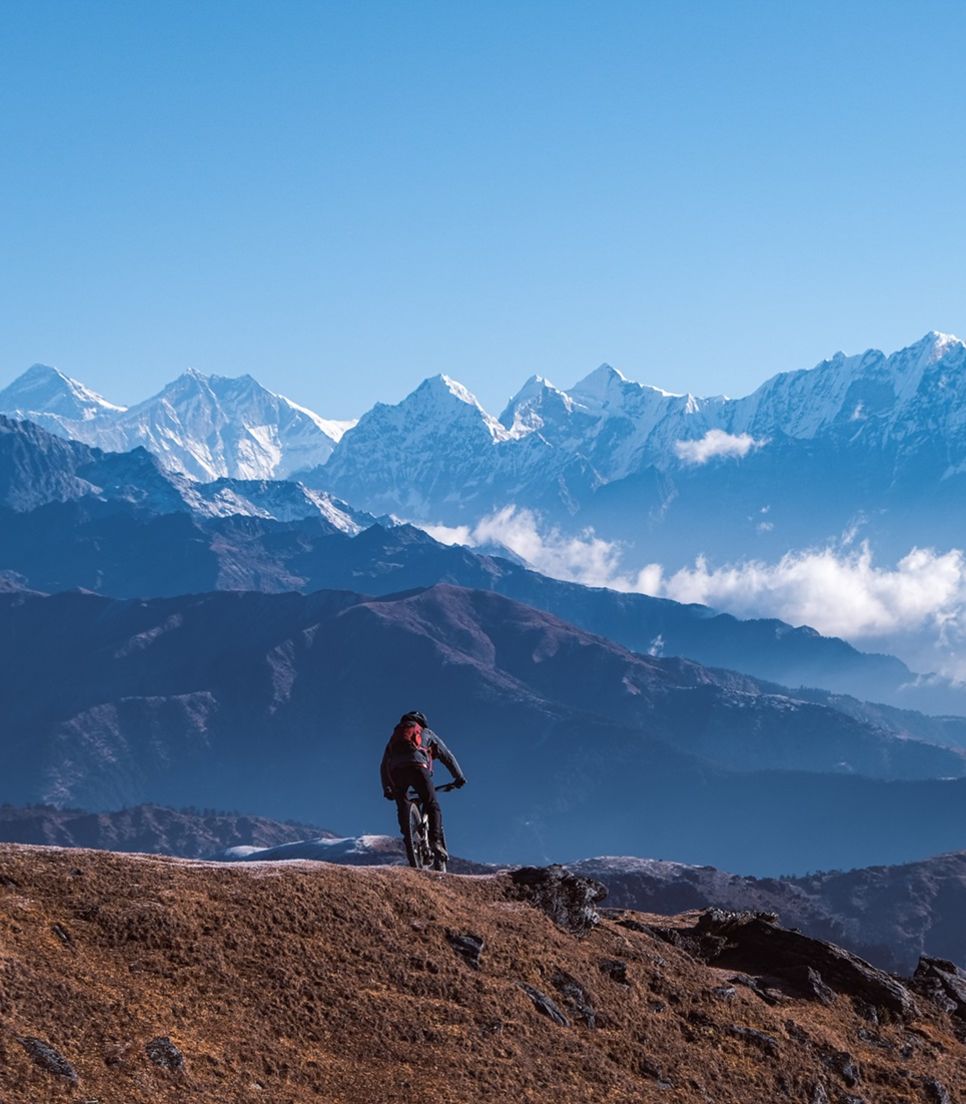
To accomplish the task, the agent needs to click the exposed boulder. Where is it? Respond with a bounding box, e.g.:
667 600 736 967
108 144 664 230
650 910 917 1017
925 1078 953 1104
913 956 966 1020
506 866 606 935
598 958 631 986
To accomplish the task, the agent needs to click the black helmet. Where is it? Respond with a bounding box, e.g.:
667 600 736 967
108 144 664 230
401 710 428 728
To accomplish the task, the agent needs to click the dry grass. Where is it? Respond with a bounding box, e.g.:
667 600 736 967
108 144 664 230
0 844 962 1103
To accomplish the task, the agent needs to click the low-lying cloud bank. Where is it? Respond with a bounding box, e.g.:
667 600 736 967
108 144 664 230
421 507 966 675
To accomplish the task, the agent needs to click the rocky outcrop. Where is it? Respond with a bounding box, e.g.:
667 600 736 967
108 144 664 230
913 956 966 1022
447 932 485 969
587 850 966 975
647 909 917 1018
507 865 607 935
518 983 570 1027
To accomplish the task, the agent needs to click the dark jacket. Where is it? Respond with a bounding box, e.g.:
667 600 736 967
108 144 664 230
380 727 464 793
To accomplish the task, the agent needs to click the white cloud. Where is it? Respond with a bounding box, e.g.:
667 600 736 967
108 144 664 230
417 507 966 676
420 522 472 546
645 543 966 641
418 507 627 589
674 429 766 465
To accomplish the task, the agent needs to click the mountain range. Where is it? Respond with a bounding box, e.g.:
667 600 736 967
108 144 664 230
6 337 966 879
0 413 370 529
0 363 354 482
0 802 332 858
311 330 966 564
4 582 966 874
5 331 966 568
5 410 966 715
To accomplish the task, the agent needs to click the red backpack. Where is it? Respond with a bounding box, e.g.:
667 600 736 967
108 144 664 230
392 719 425 753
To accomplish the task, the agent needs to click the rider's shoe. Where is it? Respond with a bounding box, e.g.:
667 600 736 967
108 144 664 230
432 842 448 865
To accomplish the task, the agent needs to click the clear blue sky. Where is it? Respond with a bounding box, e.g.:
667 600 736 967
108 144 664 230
2 0 965 418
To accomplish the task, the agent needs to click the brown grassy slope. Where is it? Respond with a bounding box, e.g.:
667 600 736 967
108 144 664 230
0 845 962 1104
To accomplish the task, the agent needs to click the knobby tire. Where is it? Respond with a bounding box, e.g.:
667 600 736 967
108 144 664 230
404 801 425 869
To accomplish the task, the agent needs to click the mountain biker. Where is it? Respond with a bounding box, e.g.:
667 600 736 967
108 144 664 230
381 710 466 867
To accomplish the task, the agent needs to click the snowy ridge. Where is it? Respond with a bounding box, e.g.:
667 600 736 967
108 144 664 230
0 364 126 438
0 366 348 482
313 330 966 524
0 412 372 529
5 331 966 531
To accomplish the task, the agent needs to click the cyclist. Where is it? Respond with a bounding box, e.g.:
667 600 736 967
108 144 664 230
381 710 466 867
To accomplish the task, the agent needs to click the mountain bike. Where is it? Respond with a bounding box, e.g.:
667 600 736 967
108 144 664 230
403 780 460 873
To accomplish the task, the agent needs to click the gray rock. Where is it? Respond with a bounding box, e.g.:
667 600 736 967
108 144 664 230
650 910 916 1018
914 957 966 1020
18 1036 77 1084
446 931 484 969
727 1025 779 1055
50 922 73 950
829 1050 860 1087
551 970 596 1027
507 866 606 935
518 982 570 1026
639 1056 674 1089
145 1035 185 1072
924 1078 953 1104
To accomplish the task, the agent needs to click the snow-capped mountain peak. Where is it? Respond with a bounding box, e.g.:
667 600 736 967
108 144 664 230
0 364 126 421
568 362 629 403
0 363 350 482
499 375 577 435
405 375 511 441
911 330 965 362
567 363 683 413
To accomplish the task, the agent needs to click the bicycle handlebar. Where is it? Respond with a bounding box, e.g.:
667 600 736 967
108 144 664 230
403 780 461 798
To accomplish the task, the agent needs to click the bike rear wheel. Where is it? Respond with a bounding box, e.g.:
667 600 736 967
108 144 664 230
403 801 426 869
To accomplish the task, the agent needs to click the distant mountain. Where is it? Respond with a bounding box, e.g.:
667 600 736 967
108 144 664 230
0 362 126 433
0 413 370 530
0 365 354 481
10 333 966 566
3 583 966 873
574 851 966 975
5 412 966 716
4 444 963 713
310 332 966 564
0 802 332 859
